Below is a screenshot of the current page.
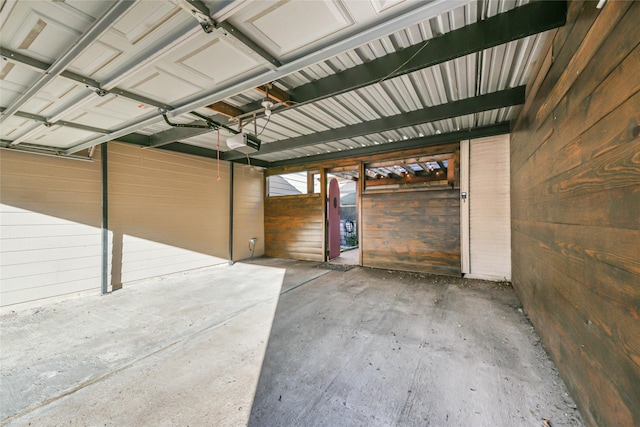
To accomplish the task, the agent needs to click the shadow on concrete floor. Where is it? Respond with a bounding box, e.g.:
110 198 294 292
246 259 584 427
1 262 286 426
1 258 583 426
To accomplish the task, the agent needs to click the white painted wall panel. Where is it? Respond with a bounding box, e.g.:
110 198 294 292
0 149 103 307
468 134 511 280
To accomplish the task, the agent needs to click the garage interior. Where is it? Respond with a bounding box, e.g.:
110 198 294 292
0 0 638 426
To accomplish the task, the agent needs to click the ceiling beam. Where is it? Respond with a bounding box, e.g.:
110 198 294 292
66 0 462 154
216 20 282 68
174 0 281 68
206 101 244 118
267 122 510 169
242 0 567 114
145 122 214 148
0 107 111 134
0 47 189 113
255 84 291 105
401 164 416 176
133 0 566 148
113 134 270 167
1 48 102 90
0 1 136 126
224 86 524 160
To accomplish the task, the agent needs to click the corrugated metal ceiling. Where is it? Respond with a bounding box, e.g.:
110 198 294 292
0 0 563 166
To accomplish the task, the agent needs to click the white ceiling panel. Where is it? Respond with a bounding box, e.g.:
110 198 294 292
0 1 106 61
70 41 123 77
176 38 261 84
24 125 97 149
0 116 31 139
239 0 353 57
110 1 180 45
90 95 155 124
127 70 204 104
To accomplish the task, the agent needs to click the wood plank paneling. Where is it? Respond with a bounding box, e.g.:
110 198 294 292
0 149 102 307
264 194 323 262
362 189 460 276
510 2 640 426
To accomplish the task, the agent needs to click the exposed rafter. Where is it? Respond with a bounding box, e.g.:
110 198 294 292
65 0 462 154
113 136 270 168
242 1 567 114
267 122 510 169
223 86 525 160
255 84 291 106
129 0 567 148
206 101 244 118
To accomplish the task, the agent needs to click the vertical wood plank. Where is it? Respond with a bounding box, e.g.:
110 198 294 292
510 2 640 426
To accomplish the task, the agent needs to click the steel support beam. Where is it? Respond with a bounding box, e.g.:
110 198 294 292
267 122 511 169
224 86 524 160
229 163 234 265
146 122 213 148
0 142 93 161
242 0 568 114
0 107 111 134
101 143 109 295
112 0 565 150
112 136 270 168
0 1 136 126
1 48 102 89
1 47 176 112
217 20 281 68
66 0 462 154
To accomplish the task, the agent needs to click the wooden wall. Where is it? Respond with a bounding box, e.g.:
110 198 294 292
264 194 323 262
510 1 640 426
362 189 460 276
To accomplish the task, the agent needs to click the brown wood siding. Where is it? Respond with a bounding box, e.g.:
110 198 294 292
232 164 265 261
264 194 323 262
362 189 460 276
510 2 640 426
108 143 230 286
0 148 102 307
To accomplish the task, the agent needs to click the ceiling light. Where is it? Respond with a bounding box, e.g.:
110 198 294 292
261 98 274 117
419 132 424 137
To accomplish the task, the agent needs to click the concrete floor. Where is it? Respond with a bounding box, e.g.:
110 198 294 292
0 258 583 426
331 247 359 265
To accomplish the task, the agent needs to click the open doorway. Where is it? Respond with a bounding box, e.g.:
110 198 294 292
325 168 359 266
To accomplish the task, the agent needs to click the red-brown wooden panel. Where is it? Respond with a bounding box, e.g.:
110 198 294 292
362 189 460 276
264 194 323 262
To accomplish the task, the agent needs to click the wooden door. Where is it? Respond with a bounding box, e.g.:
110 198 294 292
327 178 341 260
